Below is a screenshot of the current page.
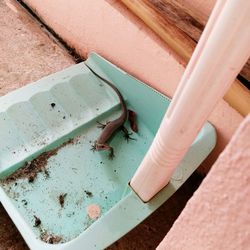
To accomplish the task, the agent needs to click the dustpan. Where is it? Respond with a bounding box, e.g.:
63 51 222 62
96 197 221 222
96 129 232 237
0 53 216 249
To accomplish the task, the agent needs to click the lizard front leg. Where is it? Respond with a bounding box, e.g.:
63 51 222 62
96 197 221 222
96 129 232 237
121 126 136 142
96 121 110 129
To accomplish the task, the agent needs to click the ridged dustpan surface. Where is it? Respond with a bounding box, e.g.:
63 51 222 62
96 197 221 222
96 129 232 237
0 53 216 249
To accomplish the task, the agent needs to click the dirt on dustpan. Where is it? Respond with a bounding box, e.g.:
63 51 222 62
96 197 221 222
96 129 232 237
0 137 80 244
40 231 62 244
59 193 67 208
32 214 63 244
1 138 74 184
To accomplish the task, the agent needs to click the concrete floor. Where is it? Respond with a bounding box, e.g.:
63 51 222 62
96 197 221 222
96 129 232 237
0 0 203 249
0 0 74 96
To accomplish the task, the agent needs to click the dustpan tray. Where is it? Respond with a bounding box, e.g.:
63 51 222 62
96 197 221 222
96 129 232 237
0 53 216 249
1 110 152 243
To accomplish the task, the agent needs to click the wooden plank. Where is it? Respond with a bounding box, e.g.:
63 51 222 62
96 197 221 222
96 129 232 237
121 0 250 116
146 0 250 82
169 1 250 84
224 80 250 117
121 0 196 62
146 0 204 41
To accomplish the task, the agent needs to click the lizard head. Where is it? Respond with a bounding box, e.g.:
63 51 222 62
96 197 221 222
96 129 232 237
95 143 110 151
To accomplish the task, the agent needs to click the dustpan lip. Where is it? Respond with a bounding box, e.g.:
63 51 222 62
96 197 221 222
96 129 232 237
87 52 172 102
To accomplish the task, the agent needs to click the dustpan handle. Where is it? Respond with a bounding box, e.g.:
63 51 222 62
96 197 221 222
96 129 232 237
130 0 250 202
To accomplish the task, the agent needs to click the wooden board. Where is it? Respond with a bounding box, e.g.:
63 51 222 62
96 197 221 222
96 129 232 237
121 0 250 116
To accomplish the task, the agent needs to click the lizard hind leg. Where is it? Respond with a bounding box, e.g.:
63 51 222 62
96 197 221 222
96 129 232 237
108 147 114 160
121 126 136 142
91 141 97 152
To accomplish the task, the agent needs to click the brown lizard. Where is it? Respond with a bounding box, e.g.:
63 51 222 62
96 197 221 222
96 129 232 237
85 63 135 159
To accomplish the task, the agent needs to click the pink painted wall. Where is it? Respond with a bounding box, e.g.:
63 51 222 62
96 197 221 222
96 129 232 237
157 115 250 250
23 0 243 172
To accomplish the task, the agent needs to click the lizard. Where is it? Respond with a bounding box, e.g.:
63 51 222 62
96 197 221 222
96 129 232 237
85 63 135 159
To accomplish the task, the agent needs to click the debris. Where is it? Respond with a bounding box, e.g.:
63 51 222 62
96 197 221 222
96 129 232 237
86 204 101 219
34 215 41 227
40 231 62 244
84 190 93 197
28 172 36 183
50 103 56 108
44 169 50 178
59 193 67 208
21 199 28 206
1 139 74 184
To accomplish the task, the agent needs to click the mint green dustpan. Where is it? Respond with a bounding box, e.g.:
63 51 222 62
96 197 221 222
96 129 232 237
0 53 216 249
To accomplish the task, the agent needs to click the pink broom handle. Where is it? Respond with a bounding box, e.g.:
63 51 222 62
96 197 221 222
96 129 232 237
130 0 250 202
